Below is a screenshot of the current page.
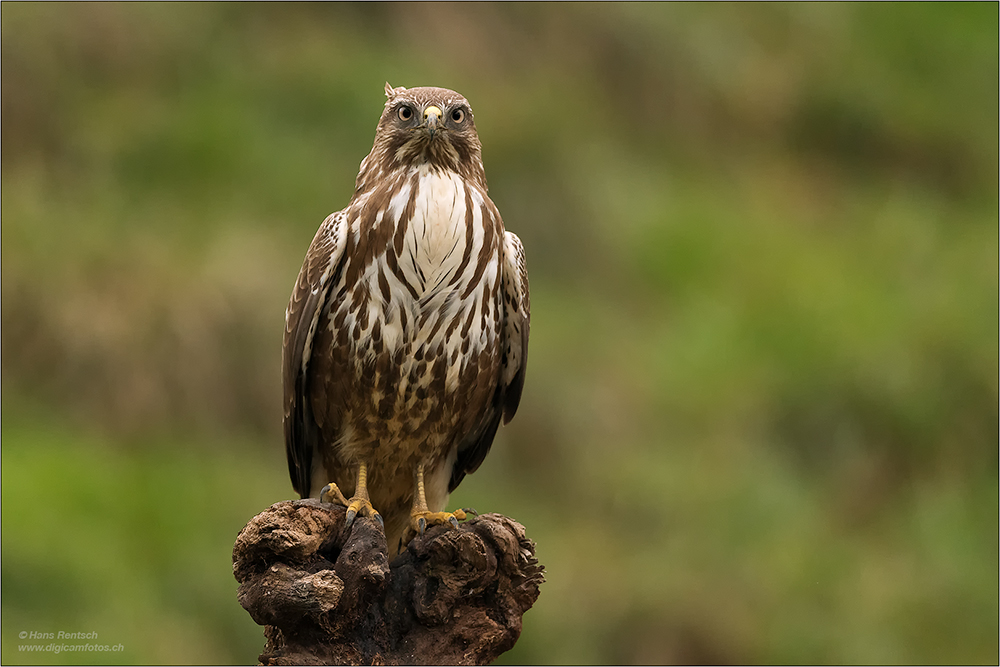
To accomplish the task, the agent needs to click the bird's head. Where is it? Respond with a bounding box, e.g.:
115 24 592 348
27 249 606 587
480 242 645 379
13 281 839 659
361 83 486 189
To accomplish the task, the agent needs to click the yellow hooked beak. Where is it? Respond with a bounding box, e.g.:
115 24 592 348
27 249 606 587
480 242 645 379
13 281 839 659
423 105 442 137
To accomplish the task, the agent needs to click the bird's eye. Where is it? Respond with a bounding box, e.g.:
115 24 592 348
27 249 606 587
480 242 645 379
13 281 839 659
397 106 414 121
451 108 465 123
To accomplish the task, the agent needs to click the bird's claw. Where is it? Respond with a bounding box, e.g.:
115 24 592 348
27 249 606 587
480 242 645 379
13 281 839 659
409 509 469 536
320 482 349 506
344 496 381 529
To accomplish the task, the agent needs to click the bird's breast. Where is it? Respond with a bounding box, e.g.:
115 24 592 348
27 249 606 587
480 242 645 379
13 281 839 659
343 167 501 396
318 167 504 465
401 168 471 296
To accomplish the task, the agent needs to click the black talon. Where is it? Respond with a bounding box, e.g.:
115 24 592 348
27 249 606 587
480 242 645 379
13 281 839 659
345 508 357 528
463 507 478 516
374 513 384 528
449 515 460 529
417 517 427 534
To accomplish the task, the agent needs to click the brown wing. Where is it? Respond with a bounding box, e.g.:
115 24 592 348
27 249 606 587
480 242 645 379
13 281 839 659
498 230 530 423
449 229 530 492
282 210 349 498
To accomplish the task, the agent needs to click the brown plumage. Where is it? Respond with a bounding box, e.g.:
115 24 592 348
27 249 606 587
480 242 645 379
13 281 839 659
282 83 530 555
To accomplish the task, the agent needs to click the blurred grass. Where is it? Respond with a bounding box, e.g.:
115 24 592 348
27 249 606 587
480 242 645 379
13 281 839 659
2 404 284 665
2 3 997 665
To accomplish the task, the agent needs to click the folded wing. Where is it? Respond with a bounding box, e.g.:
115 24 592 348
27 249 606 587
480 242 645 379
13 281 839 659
449 230 530 492
282 211 350 498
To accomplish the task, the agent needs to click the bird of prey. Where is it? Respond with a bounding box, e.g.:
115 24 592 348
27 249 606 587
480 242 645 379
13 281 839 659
282 83 530 555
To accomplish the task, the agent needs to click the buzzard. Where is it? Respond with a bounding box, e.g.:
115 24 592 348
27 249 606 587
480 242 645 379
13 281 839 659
282 83 530 555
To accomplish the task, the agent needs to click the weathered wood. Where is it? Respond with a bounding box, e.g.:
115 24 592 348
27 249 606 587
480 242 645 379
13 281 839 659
233 499 544 665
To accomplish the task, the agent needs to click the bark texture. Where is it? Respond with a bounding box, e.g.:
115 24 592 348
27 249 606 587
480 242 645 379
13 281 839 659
233 500 544 665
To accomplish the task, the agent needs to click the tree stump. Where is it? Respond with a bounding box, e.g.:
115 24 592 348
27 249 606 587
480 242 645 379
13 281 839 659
232 499 545 665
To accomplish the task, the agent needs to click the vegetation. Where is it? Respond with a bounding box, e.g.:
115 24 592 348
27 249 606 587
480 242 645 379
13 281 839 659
2 3 997 664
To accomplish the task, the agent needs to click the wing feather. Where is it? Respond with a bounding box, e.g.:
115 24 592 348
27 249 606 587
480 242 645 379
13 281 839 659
499 231 530 424
282 211 349 497
449 229 530 492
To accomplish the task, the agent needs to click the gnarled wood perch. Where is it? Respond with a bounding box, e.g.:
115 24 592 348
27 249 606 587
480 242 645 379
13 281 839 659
233 500 544 665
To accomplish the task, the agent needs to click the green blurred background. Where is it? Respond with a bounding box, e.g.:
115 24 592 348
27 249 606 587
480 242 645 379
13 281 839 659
2 3 997 664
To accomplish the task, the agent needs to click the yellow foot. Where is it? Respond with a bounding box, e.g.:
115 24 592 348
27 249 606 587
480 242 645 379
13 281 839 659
345 496 382 529
319 482 383 529
410 507 478 536
319 482 349 506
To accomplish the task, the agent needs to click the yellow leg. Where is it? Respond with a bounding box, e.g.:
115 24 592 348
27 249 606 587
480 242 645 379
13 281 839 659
320 463 382 529
408 462 474 536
